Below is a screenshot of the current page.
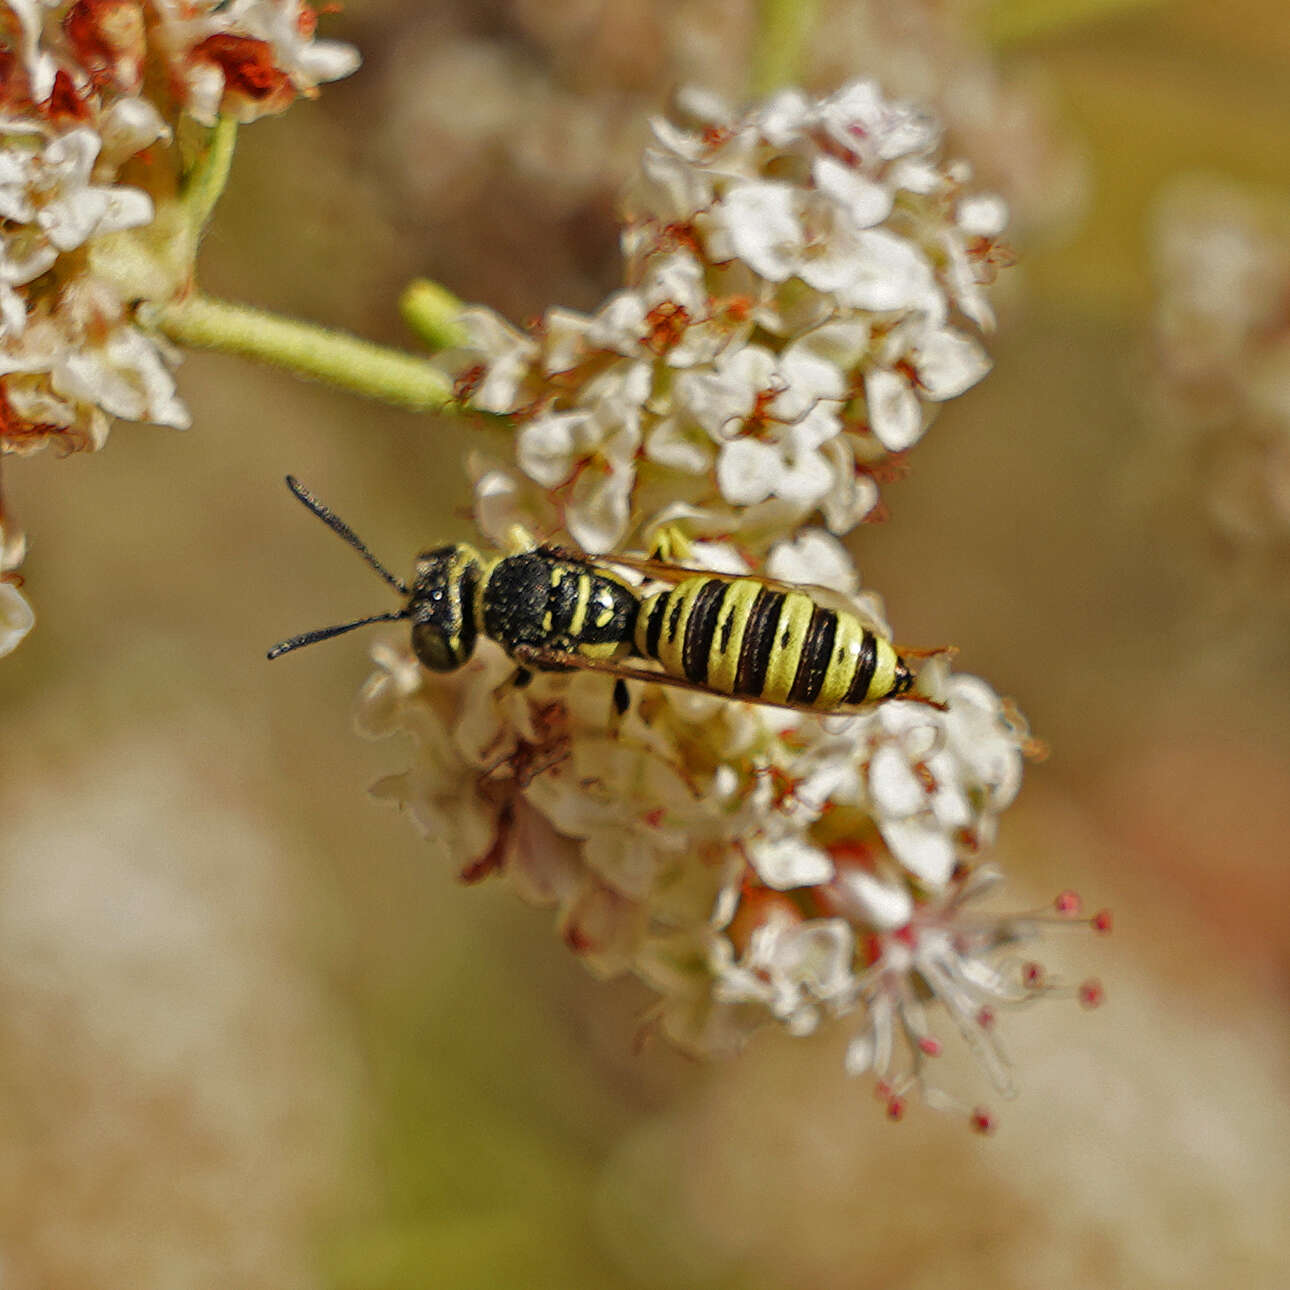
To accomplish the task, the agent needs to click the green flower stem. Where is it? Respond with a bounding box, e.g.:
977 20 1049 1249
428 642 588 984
986 0 1168 45
183 116 239 234
750 0 821 96
154 294 455 412
400 278 467 351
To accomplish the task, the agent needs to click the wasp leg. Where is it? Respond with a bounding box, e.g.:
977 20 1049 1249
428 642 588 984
510 644 730 698
899 694 950 712
510 644 900 717
612 678 631 716
894 643 958 661
502 524 538 555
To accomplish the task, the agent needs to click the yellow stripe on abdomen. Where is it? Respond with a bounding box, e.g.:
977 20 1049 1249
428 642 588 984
760 591 814 703
815 612 867 708
867 637 899 701
653 579 705 678
707 580 762 694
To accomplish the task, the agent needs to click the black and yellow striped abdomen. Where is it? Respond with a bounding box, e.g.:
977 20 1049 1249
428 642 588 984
633 576 912 709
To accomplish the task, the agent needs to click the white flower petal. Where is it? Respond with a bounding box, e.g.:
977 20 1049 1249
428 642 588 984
716 438 779 505
567 465 633 553
516 412 582 487
813 155 893 228
746 834 834 890
586 293 647 356
957 193 1009 238
836 867 914 930
869 744 925 816
706 182 802 281
864 367 923 451
915 327 992 401
878 817 957 887
757 88 811 147
838 230 939 314
646 417 713 474
776 445 834 506
0 582 35 656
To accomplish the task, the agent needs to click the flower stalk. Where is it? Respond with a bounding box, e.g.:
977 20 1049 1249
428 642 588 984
153 294 455 412
400 279 469 352
183 117 241 235
750 0 823 95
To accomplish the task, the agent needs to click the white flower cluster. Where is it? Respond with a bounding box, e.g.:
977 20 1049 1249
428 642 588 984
0 0 358 654
361 618 1105 1125
0 505 31 653
1145 178 1290 575
443 81 1006 557
361 83 1105 1126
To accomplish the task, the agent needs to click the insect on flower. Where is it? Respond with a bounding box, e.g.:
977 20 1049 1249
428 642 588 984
267 477 921 714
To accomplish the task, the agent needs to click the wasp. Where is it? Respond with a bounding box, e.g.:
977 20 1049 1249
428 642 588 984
268 478 917 714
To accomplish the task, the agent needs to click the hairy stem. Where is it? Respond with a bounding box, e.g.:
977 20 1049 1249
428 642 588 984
183 116 239 233
154 294 454 412
750 0 822 95
400 278 467 351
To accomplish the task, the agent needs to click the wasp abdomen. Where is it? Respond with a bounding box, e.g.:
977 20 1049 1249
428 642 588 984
635 576 910 709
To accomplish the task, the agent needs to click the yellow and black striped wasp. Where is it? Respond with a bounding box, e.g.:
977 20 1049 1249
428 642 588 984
268 477 917 715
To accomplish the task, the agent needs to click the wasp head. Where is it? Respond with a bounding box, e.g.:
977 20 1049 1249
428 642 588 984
408 544 484 670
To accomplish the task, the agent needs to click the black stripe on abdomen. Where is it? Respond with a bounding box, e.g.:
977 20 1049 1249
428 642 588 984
682 579 728 683
644 596 667 658
788 607 838 705
735 586 784 697
844 629 878 704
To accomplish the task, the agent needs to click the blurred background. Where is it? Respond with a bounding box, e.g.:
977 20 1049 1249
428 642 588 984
3 1 1290 1286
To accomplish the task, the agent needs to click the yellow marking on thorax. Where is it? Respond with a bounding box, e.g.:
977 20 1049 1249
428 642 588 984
816 612 867 708
580 637 626 660
655 578 708 677
472 556 500 633
566 570 592 638
707 580 761 694
761 591 814 703
592 589 616 629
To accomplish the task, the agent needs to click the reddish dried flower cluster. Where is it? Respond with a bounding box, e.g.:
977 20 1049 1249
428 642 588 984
0 0 358 654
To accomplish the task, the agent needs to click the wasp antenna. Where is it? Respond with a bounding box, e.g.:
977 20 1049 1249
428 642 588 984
267 609 410 660
284 475 410 596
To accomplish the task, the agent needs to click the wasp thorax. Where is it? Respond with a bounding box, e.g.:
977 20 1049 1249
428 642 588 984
408 543 483 671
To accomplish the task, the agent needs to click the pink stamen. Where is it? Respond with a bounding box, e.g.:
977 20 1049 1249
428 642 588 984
1078 978 1104 1009
1054 889 1082 916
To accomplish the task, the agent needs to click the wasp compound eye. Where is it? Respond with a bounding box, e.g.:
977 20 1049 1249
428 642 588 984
407 546 482 671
